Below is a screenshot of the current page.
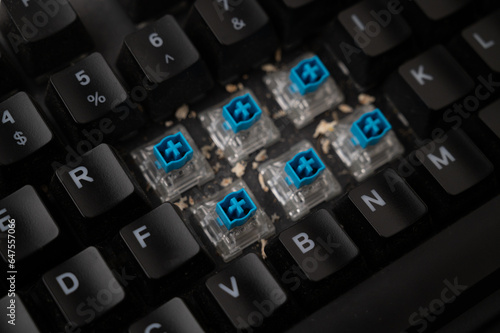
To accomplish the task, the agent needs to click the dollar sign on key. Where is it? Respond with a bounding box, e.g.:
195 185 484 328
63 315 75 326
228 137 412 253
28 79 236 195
13 131 27 146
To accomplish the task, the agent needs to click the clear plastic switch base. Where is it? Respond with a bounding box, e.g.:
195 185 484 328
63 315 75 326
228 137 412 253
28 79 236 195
258 140 342 221
199 89 280 165
191 179 274 262
263 53 344 129
327 105 405 181
130 125 214 202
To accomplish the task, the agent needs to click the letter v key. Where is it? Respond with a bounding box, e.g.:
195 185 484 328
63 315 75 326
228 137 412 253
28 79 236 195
218 276 239 298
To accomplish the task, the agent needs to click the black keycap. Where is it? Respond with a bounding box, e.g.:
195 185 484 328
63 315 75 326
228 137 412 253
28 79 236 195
349 168 428 238
401 0 474 45
120 203 201 279
416 129 493 195
0 92 53 166
413 0 472 21
258 0 338 50
186 0 278 83
399 46 473 111
0 295 41 332
479 99 500 139
0 186 59 262
206 253 287 330
279 209 359 282
0 48 19 97
118 14 213 121
46 52 144 144
462 10 500 73
323 0 413 87
43 247 125 327
0 0 92 75
385 45 474 137
129 298 204 333
288 195 500 333
50 144 149 243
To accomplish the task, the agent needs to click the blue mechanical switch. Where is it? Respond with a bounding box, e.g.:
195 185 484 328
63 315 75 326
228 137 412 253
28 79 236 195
289 56 330 95
285 148 326 189
222 93 263 133
216 189 257 230
154 132 194 173
351 109 392 149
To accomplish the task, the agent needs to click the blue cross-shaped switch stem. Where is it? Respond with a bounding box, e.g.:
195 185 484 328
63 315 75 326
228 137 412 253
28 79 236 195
234 101 252 121
222 93 263 133
350 109 392 149
290 55 330 95
285 148 326 189
165 140 183 160
297 156 315 177
153 132 194 174
301 63 320 83
363 117 382 136
216 189 257 230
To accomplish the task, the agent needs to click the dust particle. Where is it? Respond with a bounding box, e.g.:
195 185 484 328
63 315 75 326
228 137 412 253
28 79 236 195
221 178 233 187
175 104 189 121
258 173 269 192
231 162 246 178
358 93 376 105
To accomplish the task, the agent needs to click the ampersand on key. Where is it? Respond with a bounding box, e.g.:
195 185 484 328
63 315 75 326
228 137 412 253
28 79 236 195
231 17 246 30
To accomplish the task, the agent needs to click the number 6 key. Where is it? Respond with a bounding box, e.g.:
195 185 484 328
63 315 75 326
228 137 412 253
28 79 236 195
117 14 214 121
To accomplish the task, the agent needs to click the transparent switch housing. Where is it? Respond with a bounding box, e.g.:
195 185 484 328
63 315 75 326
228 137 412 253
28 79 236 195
199 89 280 165
191 179 274 262
327 105 405 182
258 141 342 221
130 125 214 202
263 53 344 129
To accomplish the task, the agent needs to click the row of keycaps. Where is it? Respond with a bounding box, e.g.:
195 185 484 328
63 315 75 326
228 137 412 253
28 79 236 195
1 0 499 92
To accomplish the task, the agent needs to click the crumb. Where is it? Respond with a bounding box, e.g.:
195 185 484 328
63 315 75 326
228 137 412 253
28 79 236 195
332 111 339 122
174 196 189 210
237 82 244 90
188 111 197 119
261 105 270 116
231 162 247 178
175 104 189 121
261 63 278 73
255 149 268 162
271 213 280 223
272 109 287 120
321 138 331 154
201 144 215 159
212 162 222 173
358 93 376 105
275 48 282 62
258 173 269 192
188 196 194 206
338 104 353 113
225 84 238 93
313 119 337 138
164 120 174 127
216 149 225 159
221 177 233 187
252 162 259 170
260 239 268 259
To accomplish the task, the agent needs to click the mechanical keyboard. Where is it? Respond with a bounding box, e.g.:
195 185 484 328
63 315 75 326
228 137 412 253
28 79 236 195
0 0 499 332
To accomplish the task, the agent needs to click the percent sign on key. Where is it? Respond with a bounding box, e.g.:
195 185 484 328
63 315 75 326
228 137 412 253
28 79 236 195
87 92 107 106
